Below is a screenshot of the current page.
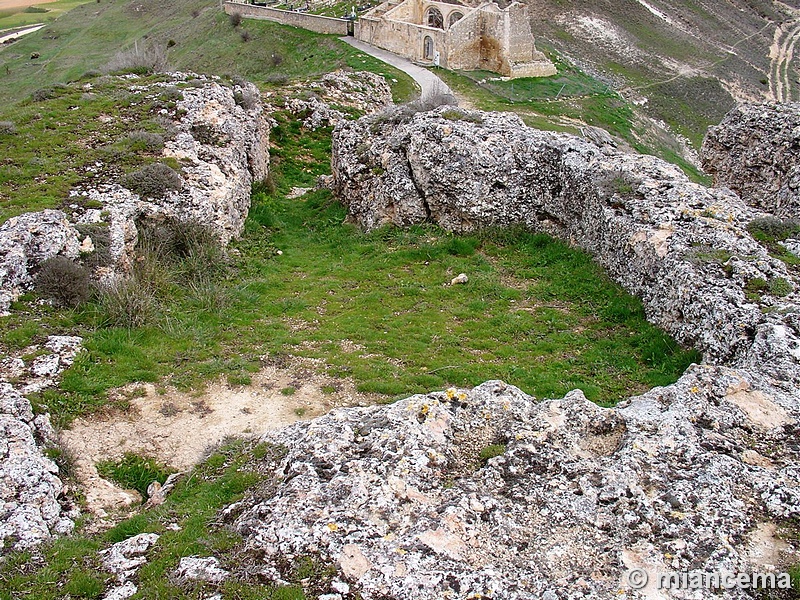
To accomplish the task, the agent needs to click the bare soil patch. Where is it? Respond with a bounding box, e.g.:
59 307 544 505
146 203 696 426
0 0 55 10
60 358 384 519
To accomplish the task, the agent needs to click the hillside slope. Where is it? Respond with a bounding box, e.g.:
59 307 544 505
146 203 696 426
531 0 800 145
0 0 415 104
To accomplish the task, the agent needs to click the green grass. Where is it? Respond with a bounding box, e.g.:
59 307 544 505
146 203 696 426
96 452 175 499
0 0 88 31
0 0 416 104
0 439 306 600
0 74 178 223
1 106 699 426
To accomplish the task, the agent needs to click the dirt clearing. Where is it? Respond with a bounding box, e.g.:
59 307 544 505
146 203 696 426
59 357 385 519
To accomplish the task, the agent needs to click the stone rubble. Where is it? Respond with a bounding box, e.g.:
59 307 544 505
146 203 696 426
701 102 800 218
0 334 84 550
0 383 74 550
100 532 160 599
233 373 798 599
173 556 229 585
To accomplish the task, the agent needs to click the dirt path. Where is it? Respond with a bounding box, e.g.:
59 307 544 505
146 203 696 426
60 358 384 520
0 23 44 44
340 37 456 102
0 0 55 9
769 20 800 102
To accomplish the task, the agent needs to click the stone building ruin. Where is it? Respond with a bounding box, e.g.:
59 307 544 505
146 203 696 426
357 0 556 78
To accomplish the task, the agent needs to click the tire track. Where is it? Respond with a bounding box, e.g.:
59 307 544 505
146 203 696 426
770 20 800 102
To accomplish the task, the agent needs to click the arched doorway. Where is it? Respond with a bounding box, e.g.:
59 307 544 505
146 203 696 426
447 11 463 28
423 36 434 60
425 7 444 29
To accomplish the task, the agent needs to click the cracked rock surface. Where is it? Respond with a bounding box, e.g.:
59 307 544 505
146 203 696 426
233 372 798 599
702 102 800 218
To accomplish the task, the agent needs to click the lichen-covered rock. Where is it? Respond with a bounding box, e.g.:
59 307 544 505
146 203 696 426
331 107 800 375
282 70 392 130
0 383 73 550
173 556 228 584
701 102 800 218
233 372 798 600
67 74 270 278
0 210 80 314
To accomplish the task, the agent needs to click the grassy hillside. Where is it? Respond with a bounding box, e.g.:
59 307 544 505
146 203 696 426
528 0 797 147
0 0 416 103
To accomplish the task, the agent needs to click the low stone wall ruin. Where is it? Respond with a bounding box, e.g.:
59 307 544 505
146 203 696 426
223 1 350 35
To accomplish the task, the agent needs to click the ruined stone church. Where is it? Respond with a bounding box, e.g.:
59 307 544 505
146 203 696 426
356 0 556 78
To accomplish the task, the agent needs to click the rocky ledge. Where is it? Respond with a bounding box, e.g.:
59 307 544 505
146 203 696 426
702 102 800 219
0 73 269 314
231 369 798 599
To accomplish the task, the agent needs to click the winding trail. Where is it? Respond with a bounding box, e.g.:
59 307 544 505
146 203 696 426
769 19 800 102
0 23 44 45
340 37 456 102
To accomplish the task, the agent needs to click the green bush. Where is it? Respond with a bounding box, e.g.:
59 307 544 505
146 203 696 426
96 452 174 498
747 216 800 242
121 163 183 199
35 256 90 307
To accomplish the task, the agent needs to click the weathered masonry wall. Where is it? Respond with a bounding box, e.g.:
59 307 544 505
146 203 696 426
224 1 349 35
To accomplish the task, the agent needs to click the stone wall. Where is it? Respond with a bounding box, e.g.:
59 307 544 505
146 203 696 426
224 1 350 35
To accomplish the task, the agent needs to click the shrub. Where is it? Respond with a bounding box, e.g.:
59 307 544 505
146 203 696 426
0 120 16 134
121 163 183 198
96 280 156 328
96 452 174 498
240 29 251 42
191 7 200 17
265 72 289 85
229 11 242 27
35 256 90 307
136 218 227 282
167 39 176 48
270 53 284 67
31 87 56 102
123 130 165 152
104 43 169 75
747 216 800 242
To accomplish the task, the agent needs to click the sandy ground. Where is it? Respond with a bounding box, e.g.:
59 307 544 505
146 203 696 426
60 357 384 521
0 0 56 10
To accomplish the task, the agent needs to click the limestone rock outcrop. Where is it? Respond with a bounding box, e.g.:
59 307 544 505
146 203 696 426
701 102 800 218
331 107 800 377
0 210 80 314
0 383 74 550
233 372 798 599
281 70 393 130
